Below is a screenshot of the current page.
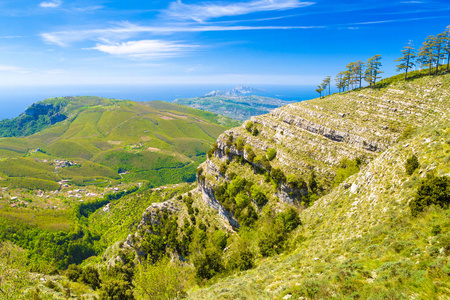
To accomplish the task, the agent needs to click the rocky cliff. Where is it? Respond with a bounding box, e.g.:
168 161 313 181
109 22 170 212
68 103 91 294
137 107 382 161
197 74 450 228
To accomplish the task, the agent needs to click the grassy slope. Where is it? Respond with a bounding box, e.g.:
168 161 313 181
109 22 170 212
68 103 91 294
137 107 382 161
188 74 450 299
0 98 239 189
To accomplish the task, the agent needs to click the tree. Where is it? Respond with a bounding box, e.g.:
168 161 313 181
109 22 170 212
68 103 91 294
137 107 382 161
323 76 331 96
365 55 383 86
431 33 447 75
444 25 450 71
424 35 438 75
345 62 356 90
315 85 324 98
353 60 365 89
417 40 433 74
335 72 345 93
395 40 416 80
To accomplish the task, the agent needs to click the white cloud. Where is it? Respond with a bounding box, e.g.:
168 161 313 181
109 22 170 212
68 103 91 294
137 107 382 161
0 65 30 74
90 39 199 59
40 0 62 8
165 0 314 22
41 22 320 46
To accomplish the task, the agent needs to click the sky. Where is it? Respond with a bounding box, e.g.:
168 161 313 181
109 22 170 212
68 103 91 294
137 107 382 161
0 0 449 86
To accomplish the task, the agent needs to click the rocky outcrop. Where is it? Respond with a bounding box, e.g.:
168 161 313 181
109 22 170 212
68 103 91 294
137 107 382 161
198 177 240 229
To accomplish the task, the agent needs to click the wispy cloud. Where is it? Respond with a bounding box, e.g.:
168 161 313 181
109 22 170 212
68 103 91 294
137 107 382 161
165 0 314 22
0 65 30 74
41 22 322 46
40 0 62 8
90 39 199 59
350 15 448 25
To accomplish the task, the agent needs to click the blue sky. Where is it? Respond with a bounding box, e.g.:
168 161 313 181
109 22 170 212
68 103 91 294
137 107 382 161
0 0 449 86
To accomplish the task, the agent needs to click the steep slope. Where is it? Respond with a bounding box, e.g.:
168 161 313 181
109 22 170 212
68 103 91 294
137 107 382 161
0 97 239 189
188 119 450 299
199 74 449 227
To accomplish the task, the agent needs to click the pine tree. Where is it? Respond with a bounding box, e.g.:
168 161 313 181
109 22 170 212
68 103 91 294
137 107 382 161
418 39 434 75
445 25 450 71
345 62 356 90
432 33 447 75
323 76 331 96
335 72 345 93
395 40 416 80
366 55 383 86
343 70 351 91
424 35 438 75
353 60 365 89
315 85 324 98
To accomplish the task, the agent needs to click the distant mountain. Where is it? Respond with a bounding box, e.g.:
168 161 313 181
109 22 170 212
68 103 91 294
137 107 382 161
205 85 268 97
0 96 239 189
174 86 291 121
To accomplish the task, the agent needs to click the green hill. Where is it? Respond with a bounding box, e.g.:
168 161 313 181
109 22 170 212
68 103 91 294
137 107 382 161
0 72 449 299
0 97 239 189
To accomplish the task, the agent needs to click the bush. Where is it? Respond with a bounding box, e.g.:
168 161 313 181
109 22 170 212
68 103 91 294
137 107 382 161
194 247 223 280
235 193 250 208
271 167 286 185
258 222 285 257
252 128 259 136
133 258 188 300
286 174 306 189
245 121 253 132
100 280 134 300
227 239 254 271
251 185 268 207
405 154 419 175
277 207 301 232
266 148 277 161
81 266 101 290
67 264 82 282
219 163 227 175
244 145 255 162
409 174 450 217
236 137 244 152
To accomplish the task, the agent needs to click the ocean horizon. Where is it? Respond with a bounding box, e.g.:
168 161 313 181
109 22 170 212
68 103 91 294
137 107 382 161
0 84 317 120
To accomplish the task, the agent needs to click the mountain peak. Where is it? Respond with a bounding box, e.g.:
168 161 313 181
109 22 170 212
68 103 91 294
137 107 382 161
205 85 266 97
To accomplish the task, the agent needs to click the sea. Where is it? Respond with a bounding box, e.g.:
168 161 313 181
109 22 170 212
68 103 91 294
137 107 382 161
0 84 316 120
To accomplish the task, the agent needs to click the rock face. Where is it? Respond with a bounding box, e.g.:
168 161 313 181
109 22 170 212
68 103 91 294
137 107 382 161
196 75 450 228
123 200 179 255
198 178 240 229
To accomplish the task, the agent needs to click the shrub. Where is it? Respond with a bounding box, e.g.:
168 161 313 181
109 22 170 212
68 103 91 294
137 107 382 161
409 174 450 217
286 174 306 189
235 193 250 208
277 207 301 232
227 239 254 271
251 185 268 207
258 223 285 257
308 171 318 194
271 167 286 185
266 148 277 161
254 155 271 171
405 154 419 175
245 121 253 132
81 266 101 290
219 163 227 175
244 145 255 162
194 247 223 280
236 137 244 152
333 158 360 186
67 264 82 282
99 280 134 300
133 258 188 300
252 128 259 136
